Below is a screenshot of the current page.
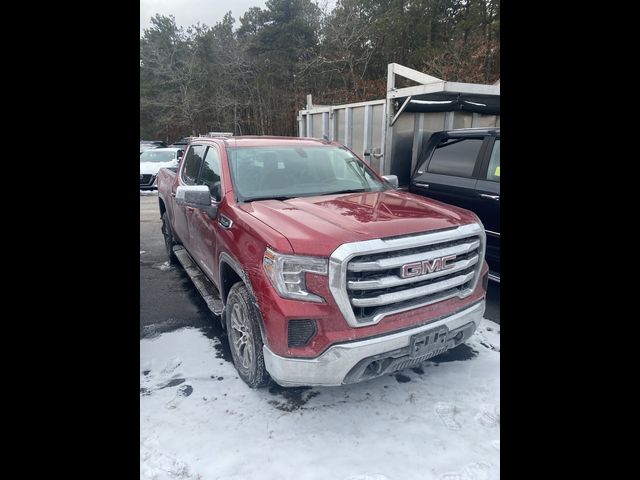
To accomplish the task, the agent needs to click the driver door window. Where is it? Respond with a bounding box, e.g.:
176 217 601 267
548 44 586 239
198 147 222 199
181 145 206 185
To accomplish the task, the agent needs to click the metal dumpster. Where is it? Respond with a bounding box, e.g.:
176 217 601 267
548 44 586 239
297 63 500 186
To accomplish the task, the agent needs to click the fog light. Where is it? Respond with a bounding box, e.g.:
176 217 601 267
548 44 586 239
287 319 317 347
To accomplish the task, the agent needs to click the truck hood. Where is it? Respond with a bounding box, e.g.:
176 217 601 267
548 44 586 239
239 190 479 256
140 160 178 175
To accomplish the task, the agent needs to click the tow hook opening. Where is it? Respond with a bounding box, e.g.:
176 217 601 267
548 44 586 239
450 322 476 346
364 358 392 377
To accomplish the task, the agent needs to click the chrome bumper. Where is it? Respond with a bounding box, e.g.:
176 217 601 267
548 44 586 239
263 300 485 387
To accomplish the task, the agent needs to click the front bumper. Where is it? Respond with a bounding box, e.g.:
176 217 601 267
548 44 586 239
263 299 485 387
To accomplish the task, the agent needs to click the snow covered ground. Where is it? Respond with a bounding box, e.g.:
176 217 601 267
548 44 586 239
140 321 500 480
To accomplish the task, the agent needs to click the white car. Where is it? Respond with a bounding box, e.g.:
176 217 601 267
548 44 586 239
140 148 184 190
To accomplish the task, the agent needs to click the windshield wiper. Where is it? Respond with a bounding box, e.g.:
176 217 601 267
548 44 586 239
324 188 368 195
244 195 297 202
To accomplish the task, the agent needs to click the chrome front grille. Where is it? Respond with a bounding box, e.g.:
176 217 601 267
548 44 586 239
328 223 485 328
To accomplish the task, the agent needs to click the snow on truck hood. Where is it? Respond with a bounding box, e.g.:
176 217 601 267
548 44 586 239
240 190 480 256
140 160 178 175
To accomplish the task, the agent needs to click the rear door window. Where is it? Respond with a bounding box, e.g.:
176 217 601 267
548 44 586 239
426 137 484 178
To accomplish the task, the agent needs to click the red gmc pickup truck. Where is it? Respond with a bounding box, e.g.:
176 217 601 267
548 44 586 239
157 136 488 388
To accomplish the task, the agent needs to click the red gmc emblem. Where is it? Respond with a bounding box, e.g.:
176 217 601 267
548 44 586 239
401 255 456 278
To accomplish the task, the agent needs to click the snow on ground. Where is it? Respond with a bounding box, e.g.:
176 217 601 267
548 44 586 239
140 321 500 480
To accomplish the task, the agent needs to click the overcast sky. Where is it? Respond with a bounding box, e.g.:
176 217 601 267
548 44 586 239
140 0 268 35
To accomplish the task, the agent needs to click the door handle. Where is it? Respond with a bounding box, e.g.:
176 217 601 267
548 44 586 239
364 148 383 158
218 215 233 229
480 194 500 201
413 182 430 189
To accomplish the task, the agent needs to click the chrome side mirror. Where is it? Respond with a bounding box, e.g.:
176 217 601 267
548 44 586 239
382 175 398 189
176 185 218 218
176 185 211 207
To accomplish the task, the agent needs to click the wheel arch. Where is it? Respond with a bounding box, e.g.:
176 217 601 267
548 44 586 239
219 252 266 343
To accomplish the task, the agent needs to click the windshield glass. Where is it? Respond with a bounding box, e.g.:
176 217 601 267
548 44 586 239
227 146 387 201
140 150 177 163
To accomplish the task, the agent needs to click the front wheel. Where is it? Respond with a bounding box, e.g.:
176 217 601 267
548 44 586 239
225 282 270 388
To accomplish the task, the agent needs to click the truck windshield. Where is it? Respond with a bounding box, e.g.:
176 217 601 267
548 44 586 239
140 150 176 163
227 146 387 202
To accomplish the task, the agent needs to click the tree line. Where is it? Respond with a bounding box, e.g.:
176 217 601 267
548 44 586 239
140 0 500 142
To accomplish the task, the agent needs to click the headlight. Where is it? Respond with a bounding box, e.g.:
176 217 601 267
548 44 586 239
263 247 328 303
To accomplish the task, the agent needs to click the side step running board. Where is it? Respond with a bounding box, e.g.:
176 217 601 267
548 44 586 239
172 245 224 315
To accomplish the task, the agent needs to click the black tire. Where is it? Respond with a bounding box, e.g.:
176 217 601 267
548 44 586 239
161 212 177 263
225 282 270 388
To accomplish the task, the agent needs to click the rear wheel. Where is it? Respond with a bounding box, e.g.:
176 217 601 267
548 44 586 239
161 212 177 263
226 282 269 388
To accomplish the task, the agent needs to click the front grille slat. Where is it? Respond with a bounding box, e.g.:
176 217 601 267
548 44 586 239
348 239 480 272
350 271 475 307
347 255 479 290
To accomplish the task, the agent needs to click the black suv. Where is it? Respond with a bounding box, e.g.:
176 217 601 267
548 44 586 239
409 128 500 282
